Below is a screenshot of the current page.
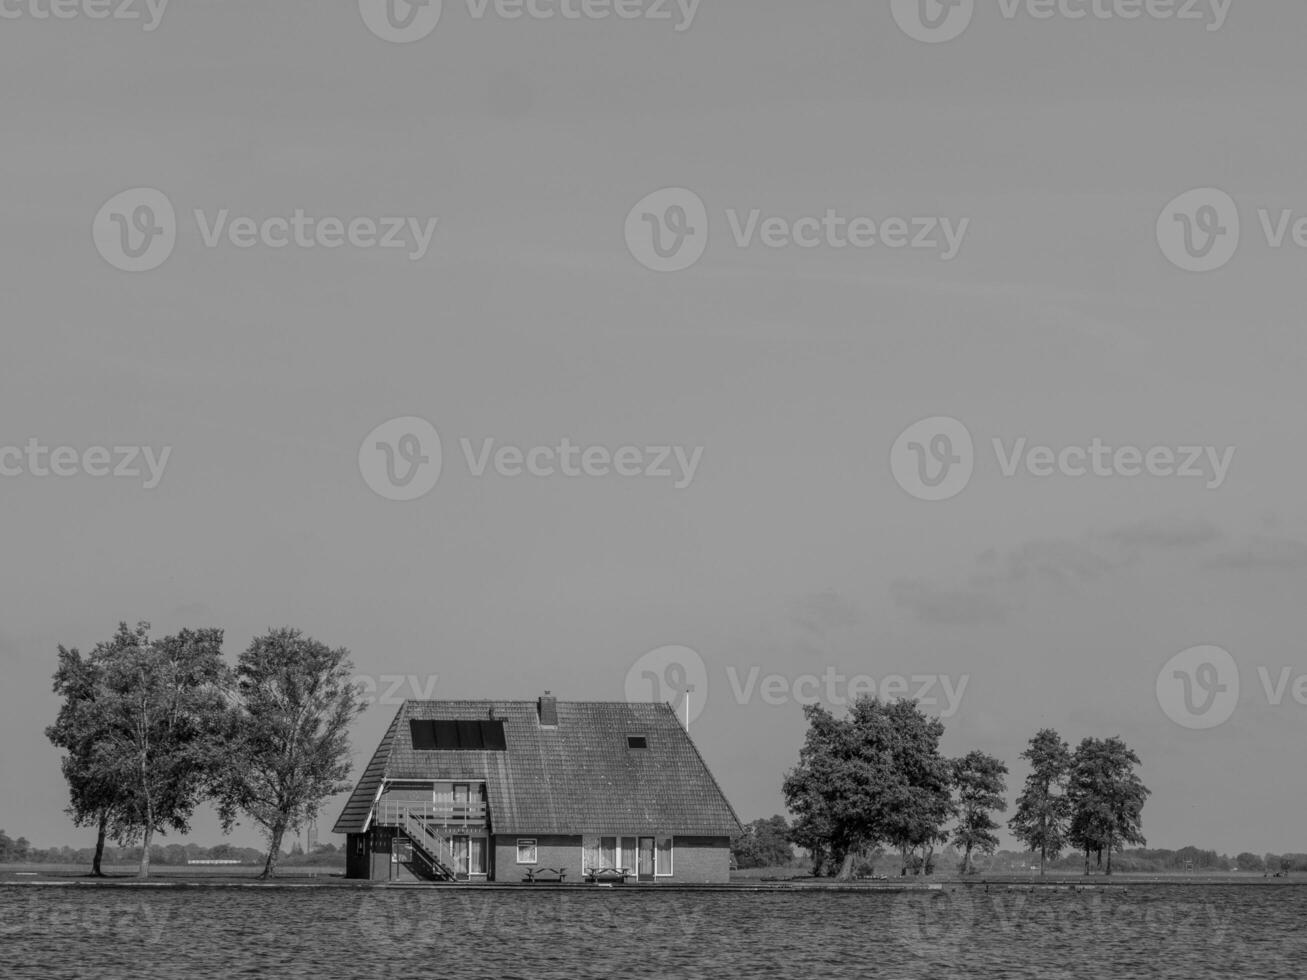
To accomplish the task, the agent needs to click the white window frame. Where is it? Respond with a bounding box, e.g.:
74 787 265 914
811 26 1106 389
583 835 632 875
655 836 674 877
516 839 538 864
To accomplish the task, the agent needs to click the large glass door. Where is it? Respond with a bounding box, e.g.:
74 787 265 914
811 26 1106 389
638 837 655 881
451 836 470 878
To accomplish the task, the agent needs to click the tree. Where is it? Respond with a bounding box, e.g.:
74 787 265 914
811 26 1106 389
952 751 1008 875
783 697 954 881
45 625 151 876
1008 729 1073 876
90 624 230 878
214 628 365 879
732 815 795 869
1235 852 1264 873
1066 737 1149 876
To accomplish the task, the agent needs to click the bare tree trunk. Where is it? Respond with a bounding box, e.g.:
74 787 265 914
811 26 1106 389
962 844 973 876
834 850 857 882
262 820 288 880
1039 846 1046 877
92 811 108 877
139 825 153 879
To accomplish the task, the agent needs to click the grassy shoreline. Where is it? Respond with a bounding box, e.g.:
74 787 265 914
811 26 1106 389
3 863 1303 890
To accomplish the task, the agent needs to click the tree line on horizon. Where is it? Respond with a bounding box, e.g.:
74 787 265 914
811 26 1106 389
778 697 1151 879
0 831 347 869
726 818 1306 877
44 622 365 879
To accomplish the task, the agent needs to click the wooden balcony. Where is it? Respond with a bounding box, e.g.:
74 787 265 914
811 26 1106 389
375 800 488 830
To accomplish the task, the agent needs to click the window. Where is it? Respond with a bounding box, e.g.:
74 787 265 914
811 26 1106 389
516 839 538 864
655 837 673 877
354 836 367 857
410 719 507 750
626 735 648 749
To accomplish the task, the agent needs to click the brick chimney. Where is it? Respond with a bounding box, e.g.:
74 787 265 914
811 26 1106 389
537 691 558 727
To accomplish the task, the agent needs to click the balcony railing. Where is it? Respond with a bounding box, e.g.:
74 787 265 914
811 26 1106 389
376 800 488 829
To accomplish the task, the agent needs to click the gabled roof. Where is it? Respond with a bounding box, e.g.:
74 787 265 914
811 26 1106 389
332 700 743 838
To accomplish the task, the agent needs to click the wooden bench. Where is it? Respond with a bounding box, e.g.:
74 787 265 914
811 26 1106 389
523 867 567 883
584 867 635 884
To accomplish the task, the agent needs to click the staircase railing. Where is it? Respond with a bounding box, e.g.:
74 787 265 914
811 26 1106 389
402 810 460 879
375 803 471 880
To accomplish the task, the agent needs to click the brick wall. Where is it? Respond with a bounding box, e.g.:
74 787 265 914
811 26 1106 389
657 836 731 884
491 834 732 883
494 834 582 881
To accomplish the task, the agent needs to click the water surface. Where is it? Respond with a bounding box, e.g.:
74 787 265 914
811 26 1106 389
3 884 1303 979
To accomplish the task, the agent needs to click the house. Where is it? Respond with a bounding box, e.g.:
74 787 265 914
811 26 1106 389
332 694 743 883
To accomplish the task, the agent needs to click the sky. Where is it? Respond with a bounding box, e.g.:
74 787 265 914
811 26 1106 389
2 0 1305 858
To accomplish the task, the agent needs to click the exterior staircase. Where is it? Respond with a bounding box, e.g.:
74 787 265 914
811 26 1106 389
375 801 486 882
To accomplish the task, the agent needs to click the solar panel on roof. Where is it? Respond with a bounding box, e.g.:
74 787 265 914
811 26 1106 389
456 719 483 749
433 720 459 748
411 718 507 751
410 720 438 750
481 720 507 750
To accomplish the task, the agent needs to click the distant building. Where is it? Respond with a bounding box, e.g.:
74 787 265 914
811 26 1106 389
333 694 742 883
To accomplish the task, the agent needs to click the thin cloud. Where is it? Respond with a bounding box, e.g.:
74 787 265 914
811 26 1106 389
890 580 1008 626
1099 518 1223 552
1204 536 1307 571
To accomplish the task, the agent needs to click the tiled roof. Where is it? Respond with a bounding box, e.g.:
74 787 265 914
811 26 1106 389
330 709 399 835
332 700 743 837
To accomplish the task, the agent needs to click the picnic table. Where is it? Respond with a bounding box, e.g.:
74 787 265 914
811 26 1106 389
585 867 635 884
523 867 567 883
